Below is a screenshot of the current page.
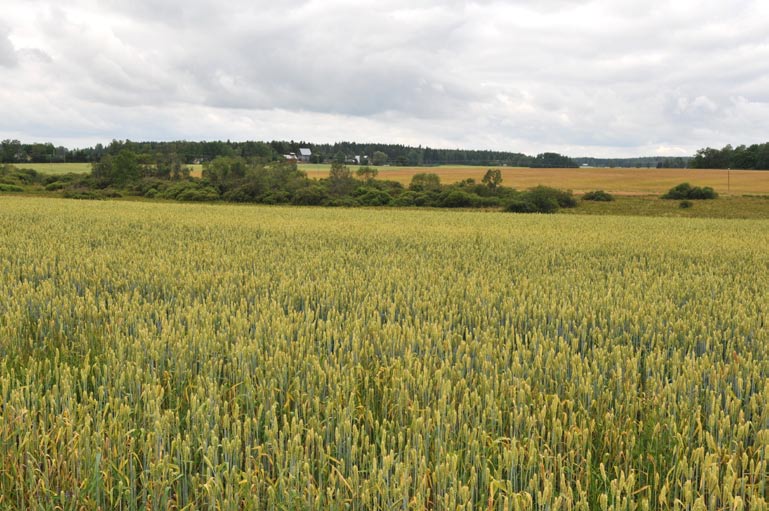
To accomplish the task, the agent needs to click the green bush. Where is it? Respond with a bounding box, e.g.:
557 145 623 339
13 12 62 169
390 192 417 207
1 165 41 187
409 173 442 192
662 183 718 200
528 194 560 213
374 180 405 194
5 167 39 185
260 191 291 204
324 197 360 207
45 182 67 191
0 183 24 192
133 178 167 196
63 190 107 200
474 196 502 207
102 189 123 198
352 186 374 197
292 186 329 206
504 199 538 213
582 190 614 201
418 191 440 207
160 181 216 201
356 188 392 206
688 187 718 200
528 186 577 208
390 191 435 207
439 190 479 208
222 184 260 202
504 186 575 213
46 173 84 185
176 187 219 202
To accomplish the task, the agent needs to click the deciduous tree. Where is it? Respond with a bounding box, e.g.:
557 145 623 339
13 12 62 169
482 168 502 190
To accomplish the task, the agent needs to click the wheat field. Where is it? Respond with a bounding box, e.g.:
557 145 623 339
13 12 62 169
1 197 767 510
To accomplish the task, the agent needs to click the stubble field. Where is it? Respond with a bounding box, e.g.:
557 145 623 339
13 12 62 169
299 165 769 195
1 197 767 510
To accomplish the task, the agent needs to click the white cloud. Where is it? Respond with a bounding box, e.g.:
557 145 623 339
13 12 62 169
1 0 768 156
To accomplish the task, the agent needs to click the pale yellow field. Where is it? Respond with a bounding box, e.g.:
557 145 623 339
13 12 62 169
13 162 93 175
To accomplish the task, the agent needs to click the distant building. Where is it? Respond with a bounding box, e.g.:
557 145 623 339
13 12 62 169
283 153 298 162
298 148 312 163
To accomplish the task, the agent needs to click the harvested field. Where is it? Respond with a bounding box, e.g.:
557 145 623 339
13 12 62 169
299 165 769 195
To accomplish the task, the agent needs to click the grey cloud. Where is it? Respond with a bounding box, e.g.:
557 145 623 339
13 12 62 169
2 0 769 156
164 2 480 117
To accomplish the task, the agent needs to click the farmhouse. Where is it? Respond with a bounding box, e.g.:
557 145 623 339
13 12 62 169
298 148 312 162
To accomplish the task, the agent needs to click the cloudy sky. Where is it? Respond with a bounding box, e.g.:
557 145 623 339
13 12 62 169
1 0 769 157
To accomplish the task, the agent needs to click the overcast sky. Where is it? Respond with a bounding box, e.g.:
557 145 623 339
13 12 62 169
1 0 768 157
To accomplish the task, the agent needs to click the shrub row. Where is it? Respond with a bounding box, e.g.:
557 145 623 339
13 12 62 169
504 186 577 213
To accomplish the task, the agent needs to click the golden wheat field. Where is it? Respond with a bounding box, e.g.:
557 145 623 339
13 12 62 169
1 197 768 510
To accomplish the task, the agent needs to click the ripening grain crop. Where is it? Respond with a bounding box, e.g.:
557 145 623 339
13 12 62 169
1 197 768 510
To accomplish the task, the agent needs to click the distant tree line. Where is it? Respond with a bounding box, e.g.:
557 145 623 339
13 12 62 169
1 139 578 168
573 156 691 168
7 137 769 170
0 140 70 163
576 142 769 170
304 144 578 168
690 143 769 170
